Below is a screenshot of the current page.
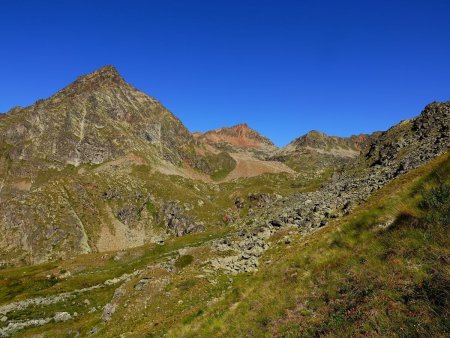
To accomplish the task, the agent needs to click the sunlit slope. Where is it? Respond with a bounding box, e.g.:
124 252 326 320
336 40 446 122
171 152 450 337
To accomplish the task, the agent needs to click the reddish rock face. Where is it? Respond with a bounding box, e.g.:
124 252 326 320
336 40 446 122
194 123 277 152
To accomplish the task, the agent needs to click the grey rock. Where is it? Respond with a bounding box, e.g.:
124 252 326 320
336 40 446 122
102 303 116 322
54 312 72 322
270 219 284 227
134 278 150 291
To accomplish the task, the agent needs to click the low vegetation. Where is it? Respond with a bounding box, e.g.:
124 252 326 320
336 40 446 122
206 152 237 181
0 153 447 336
167 153 450 337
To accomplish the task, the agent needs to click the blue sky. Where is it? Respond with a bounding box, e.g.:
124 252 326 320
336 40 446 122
1 0 450 146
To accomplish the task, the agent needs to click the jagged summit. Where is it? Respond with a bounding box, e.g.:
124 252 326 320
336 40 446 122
77 65 122 81
78 65 123 83
54 65 127 98
269 130 372 173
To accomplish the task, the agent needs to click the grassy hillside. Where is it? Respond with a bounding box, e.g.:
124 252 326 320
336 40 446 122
0 154 322 265
169 152 450 337
0 153 448 337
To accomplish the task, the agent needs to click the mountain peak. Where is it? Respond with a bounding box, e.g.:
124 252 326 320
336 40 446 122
52 65 127 99
76 65 124 85
194 123 276 151
229 123 249 129
304 130 326 137
92 64 120 76
286 130 370 153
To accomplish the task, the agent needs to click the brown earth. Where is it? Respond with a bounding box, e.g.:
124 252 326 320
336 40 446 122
223 152 295 181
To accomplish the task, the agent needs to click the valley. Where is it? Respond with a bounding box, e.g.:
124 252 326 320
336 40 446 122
0 66 448 337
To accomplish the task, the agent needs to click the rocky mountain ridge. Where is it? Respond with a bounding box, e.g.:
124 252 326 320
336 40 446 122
284 130 371 154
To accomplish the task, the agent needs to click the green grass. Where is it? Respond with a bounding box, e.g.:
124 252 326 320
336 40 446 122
175 255 194 269
2 147 330 266
206 152 237 181
0 226 232 305
2 148 447 336
168 152 450 337
1 153 448 337
0 225 236 336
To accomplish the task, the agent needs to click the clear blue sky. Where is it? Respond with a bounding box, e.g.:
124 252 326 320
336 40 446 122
1 0 450 146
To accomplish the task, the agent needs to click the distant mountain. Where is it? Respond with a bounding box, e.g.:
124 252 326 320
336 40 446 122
0 66 266 188
285 130 371 154
272 130 378 173
194 123 277 156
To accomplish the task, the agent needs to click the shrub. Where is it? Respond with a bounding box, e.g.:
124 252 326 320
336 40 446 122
419 183 450 225
175 255 194 269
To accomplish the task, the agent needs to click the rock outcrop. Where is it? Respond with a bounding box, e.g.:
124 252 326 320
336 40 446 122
162 201 205 237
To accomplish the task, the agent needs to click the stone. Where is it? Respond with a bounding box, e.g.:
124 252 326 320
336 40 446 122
234 197 245 209
270 219 284 227
54 312 72 322
163 201 205 236
102 303 116 322
134 278 150 291
184 203 194 211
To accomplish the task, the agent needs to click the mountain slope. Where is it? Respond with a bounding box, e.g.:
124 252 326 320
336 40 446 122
170 151 450 337
0 120 447 337
0 66 243 264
